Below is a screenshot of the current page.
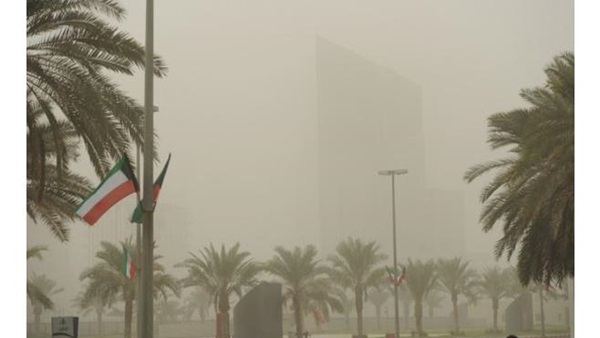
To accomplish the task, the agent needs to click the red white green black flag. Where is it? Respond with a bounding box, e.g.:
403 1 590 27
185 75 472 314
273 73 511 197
75 156 139 225
386 265 406 286
130 154 171 223
122 246 136 280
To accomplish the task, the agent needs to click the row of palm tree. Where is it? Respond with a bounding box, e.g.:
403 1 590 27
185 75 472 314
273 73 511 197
30 239 563 338
78 240 180 338
176 239 562 338
176 238 385 338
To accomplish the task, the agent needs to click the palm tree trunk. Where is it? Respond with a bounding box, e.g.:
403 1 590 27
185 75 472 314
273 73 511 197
539 287 546 338
375 305 381 330
452 294 460 333
200 306 206 322
345 310 350 330
492 298 499 332
222 311 230 338
34 310 41 334
403 302 410 328
355 288 364 337
293 294 304 337
124 298 133 338
414 300 423 336
219 292 231 338
96 308 103 336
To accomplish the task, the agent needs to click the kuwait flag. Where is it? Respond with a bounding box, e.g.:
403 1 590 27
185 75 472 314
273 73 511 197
398 266 406 284
122 246 136 280
386 266 398 285
130 154 171 223
386 266 406 286
75 156 139 225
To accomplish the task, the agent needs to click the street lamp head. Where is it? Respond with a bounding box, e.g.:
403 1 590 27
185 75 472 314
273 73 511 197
378 169 408 176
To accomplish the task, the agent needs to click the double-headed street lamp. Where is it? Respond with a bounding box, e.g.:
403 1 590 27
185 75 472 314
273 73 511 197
378 169 408 338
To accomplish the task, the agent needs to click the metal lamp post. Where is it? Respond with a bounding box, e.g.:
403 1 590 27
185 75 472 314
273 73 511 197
135 106 157 338
141 0 155 336
378 169 408 338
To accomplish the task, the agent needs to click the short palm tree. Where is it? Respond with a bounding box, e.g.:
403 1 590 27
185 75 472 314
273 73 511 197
177 243 260 338
181 286 212 322
398 282 413 328
464 52 574 286
336 288 355 330
156 298 182 323
404 259 437 337
27 246 53 310
265 245 342 337
368 285 390 330
478 266 512 332
74 292 112 336
328 238 387 338
79 240 180 338
436 257 479 334
28 274 63 334
424 289 445 319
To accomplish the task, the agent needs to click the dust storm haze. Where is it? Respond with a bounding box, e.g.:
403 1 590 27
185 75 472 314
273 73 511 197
26 0 574 332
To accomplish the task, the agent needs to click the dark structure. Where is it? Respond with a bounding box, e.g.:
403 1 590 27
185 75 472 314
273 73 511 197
233 282 283 338
505 292 533 332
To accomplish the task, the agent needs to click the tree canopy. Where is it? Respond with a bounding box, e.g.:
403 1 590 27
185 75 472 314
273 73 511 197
465 52 574 286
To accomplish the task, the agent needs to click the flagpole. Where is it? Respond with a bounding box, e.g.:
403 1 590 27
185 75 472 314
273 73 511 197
378 169 408 338
142 0 155 336
135 145 143 338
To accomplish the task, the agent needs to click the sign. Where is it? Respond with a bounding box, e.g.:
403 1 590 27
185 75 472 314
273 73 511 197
51 317 78 338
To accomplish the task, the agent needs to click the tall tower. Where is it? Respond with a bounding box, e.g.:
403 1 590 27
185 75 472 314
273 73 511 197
315 37 426 257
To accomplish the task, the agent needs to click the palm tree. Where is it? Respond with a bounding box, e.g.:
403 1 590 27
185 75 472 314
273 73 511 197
328 238 387 338
181 286 212 322
27 0 167 176
436 257 479 335
506 266 561 338
79 240 181 338
424 289 444 319
27 246 54 311
398 282 413 328
336 288 355 330
26 106 93 241
26 0 166 241
265 245 342 337
74 292 112 336
478 267 512 332
177 243 260 338
404 259 437 337
156 298 182 323
28 274 63 334
368 285 390 330
27 155 92 241
303 286 343 331
464 52 574 286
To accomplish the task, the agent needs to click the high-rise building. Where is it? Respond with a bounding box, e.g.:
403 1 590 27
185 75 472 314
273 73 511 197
316 37 465 259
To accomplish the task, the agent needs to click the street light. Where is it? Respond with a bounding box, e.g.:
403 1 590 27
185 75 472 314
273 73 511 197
378 169 408 338
136 105 158 338
141 0 156 334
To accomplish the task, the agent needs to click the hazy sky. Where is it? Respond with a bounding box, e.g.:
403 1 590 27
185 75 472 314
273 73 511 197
26 0 574 318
